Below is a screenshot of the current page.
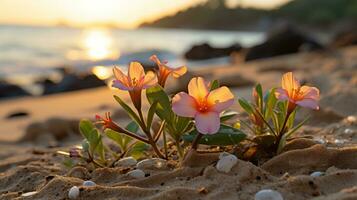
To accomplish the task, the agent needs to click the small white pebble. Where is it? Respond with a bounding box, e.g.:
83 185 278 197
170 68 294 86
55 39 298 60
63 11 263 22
310 171 324 177
219 152 231 159
136 158 167 170
216 154 238 173
21 191 38 197
83 180 96 187
128 169 145 179
115 157 137 167
344 128 353 134
255 189 283 200
68 186 80 199
346 116 356 123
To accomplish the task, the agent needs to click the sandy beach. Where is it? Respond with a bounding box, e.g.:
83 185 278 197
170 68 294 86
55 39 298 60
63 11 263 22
0 46 356 199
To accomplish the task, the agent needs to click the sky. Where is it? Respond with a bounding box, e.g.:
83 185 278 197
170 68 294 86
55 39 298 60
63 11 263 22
0 0 292 28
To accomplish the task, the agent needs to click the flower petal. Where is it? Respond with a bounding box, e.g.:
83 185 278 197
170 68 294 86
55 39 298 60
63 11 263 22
112 80 133 91
281 72 300 96
113 67 129 83
275 88 290 101
195 112 220 135
172 92 197 117
299 86 320 100
129 62 145 81
172 66 187 78
150 55 161 65
142 71 157 89
188 77 209 101
296 99 319 110
207 86 234 112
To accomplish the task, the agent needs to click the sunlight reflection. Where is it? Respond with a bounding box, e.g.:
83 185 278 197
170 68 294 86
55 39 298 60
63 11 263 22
92 66 112 80
82 28 119 60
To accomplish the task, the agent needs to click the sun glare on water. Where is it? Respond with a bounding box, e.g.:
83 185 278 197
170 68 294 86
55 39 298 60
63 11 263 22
82 29 119 60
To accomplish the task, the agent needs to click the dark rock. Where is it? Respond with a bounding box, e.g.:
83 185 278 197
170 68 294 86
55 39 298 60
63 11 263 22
0 81 30 99
5 110 29 119
184 43 242 60
330 24 357 47
41 73 106 95
245 24 324 61
21 118 80 144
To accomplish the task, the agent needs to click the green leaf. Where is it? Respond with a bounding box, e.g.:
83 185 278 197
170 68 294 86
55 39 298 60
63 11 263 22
79 119 101 154
286 109 297 130
105 121 139 151
284 116 310 139
255 84 263 103
238 99 254 114
264 88 277 119
113 95 141 124
146 101 158 131
220 111 238 122
79 119 96 139
105 129 125 150
183 125 246 145
174 116 191 134
128 142 149 160
210 80 220 91
146 86 173 122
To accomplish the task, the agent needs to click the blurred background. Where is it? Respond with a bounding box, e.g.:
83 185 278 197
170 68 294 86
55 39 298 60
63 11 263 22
0 0 356 99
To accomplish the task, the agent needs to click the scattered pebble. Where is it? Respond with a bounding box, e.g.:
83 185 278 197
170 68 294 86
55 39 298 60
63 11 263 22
313 138 325 144
343 128 353 134
334 139 347 145
136 158 167 170
83 180 96 187
68 186 80 199
128 169 145 179
255 189 283 200
21 191 38 197
115 156 137 167
310 171 324 177
216 154 238 173
346 116 356 123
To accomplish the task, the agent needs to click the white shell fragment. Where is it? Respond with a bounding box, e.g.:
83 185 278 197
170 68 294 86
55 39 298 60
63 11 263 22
310 171 324 177
346 116 356 123
344 128 353 134
136 158 167 170
255 189 284 200
21 191 38 197
68 186 80 199
115 157 137 167
83 180 96 187
128 169 145 179
216 154 238 173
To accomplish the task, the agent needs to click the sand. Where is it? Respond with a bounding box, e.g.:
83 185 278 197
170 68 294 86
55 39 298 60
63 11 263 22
0 46 356 200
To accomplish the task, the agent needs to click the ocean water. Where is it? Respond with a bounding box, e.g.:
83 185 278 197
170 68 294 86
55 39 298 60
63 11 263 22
0 25 264 86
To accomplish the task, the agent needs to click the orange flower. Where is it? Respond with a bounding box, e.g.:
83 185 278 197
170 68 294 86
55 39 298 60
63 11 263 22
275 72 320 112
150 55 187 87
112 62 157 110
172 77 234 134
95 112 117 130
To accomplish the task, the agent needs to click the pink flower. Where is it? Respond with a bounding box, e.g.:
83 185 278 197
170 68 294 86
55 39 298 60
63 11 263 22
150 55 187 87
172 77 234 134
275 72 320 112
112 62 157 109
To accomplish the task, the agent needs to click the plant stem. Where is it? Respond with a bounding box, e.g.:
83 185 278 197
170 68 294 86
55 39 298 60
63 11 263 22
110 122 149 143
175 141 184 159
134 105 165 159
162 130 168 159
191 133 203 150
